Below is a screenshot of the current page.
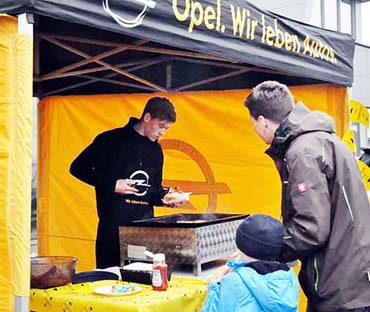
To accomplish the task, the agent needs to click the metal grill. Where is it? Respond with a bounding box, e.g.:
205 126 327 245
119 213 247 275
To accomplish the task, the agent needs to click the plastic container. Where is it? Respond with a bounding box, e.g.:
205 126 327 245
151 253 168 291
31 256 77 289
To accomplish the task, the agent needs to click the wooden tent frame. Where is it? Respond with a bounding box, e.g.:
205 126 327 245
34 32 284 97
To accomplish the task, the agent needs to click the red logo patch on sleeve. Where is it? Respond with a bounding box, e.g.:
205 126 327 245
297 182 307 193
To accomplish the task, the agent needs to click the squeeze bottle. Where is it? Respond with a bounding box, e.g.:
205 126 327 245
152 253 168 291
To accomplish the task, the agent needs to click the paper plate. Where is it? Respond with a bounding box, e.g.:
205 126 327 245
162 192 192 204
93 285 142 296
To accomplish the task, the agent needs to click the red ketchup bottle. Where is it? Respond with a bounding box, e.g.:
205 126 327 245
152 253 168 291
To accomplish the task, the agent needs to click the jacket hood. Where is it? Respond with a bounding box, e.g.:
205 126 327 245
267 102 335 158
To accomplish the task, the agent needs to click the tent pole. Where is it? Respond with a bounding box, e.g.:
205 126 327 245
166 62 172 89
15 12 32 312
14 296 29 312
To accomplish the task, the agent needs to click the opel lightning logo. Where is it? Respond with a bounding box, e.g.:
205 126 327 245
160 139 231 212
129 170 150 196
103 0 156 28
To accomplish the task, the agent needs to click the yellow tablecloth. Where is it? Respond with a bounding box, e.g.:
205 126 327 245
30 275 208 312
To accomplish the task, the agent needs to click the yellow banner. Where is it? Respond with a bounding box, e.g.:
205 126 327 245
342 129 355 153
357 160 370 191
350 100 369 127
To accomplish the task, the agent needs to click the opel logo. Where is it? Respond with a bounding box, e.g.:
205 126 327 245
103 0 156 28
160 139 231 212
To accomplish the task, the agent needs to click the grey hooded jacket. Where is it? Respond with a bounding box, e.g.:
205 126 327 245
266 102 370 311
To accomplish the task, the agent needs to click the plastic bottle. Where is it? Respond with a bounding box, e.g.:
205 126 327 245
151 253 168 291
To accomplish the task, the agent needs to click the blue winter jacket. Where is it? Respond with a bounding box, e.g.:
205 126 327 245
201 260 299 312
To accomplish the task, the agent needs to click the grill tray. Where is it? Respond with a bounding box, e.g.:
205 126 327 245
120 213 248 275
132 213 246 228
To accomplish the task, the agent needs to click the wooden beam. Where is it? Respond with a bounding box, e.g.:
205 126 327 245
38 33 122 47
121 44 229 61
40 58 170 95
39 33 229 62
172 56 245 70
40 36 147 80
41 37 167 92
79 75 157 91
35 58 167 81
174 68 253 91
166 63 172 90
42 75 156 97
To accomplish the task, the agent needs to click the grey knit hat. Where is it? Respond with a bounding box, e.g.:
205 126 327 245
236 214 284 261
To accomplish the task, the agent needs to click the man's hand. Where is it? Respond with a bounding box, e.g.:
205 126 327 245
115 179 138 195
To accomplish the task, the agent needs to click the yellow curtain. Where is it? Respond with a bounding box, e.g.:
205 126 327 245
37 85 347 312
0 15 33 311
38 85 347 272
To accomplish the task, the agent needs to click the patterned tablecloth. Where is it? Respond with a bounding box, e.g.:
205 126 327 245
30 275 208 312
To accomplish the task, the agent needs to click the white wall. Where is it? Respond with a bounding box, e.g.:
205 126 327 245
353 44 370 107
248 0 315 24
249 1 370 106
248 0 370 150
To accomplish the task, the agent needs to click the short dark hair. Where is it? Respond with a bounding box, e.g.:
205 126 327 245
244 81 294 123
141 97 176 122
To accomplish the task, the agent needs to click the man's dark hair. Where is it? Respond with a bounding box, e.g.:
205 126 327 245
244 81 294 123
141 97 176 122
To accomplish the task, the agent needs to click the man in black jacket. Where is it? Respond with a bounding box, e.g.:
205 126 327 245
70 97 176 268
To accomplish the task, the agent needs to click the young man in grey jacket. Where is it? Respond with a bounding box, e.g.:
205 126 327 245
243 81 370 312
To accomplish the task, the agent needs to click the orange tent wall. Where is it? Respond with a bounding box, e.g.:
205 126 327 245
37 85 347 312
37 85 347 268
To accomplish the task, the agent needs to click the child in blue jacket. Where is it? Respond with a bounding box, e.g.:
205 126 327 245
202 214 299 312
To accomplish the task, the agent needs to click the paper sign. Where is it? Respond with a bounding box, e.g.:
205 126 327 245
350 100 369 128
357 160 370 191
127 245 147 259
342 130 355 153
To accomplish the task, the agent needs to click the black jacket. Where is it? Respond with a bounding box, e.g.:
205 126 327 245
70 117 166 224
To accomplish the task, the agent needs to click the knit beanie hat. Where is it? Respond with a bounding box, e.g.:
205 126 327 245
236 214 284 261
